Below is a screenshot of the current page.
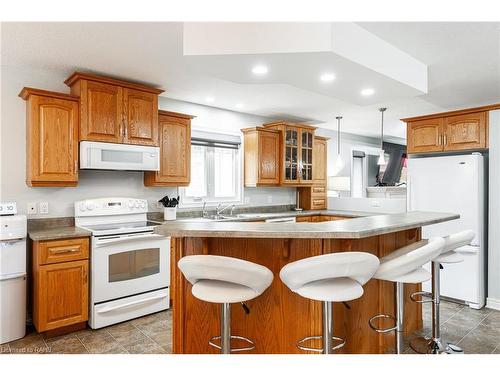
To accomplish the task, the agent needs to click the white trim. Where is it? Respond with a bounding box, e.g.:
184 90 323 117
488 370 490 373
486 297 500 311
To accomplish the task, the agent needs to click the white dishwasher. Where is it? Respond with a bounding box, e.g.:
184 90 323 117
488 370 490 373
0 202 27 344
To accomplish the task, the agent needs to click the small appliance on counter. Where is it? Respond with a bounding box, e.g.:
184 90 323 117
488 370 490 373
0 202 27 344
74 198 170 329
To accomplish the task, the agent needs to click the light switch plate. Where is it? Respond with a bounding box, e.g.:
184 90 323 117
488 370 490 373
39 201 49 214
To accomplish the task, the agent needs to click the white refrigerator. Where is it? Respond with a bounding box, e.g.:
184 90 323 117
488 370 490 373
407 153 486 309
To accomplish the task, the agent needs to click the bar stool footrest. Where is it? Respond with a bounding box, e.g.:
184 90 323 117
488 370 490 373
209 335 255 352
368 313 397 333
410 291 433 304
296 335 346 353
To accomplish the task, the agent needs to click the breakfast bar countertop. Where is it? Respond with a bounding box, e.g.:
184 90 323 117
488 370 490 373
154 211 459 239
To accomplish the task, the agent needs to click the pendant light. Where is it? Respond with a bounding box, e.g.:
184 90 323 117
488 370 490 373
334 116 344 173
378 108 387 166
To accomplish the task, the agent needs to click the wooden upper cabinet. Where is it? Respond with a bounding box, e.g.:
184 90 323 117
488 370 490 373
242 127 280 186
65 72 163 145
20 88 79 187
123 88 159 146
407 118 443 154
444 112 487 151
312 136 328 185
263 121 317 186
144 111 194 186
403 105 494 154
80 80 123 142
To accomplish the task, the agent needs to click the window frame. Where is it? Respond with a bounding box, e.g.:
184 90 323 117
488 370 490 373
179 143 243 208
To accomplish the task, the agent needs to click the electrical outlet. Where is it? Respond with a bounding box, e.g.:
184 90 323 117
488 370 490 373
244 196 250 204
156 201 163 209
371 200 381 208
39 201 49 214
27 202 37 215
267 196 273 204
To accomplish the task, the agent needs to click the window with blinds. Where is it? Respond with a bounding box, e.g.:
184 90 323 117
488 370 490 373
180 130 242 206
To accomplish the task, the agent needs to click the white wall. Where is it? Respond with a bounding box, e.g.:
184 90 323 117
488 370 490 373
315 127 384 179
327 197 407 214
488 109 500 310
0 65 294 218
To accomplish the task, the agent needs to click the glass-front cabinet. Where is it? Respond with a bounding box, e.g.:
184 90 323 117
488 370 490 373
264 122 316 185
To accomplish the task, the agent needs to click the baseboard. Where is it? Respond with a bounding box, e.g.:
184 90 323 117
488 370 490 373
486 297 500 310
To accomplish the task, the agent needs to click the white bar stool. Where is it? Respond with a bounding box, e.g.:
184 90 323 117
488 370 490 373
280 252 379 354
368 238 445 354
410 230 475 354
178 255 273 354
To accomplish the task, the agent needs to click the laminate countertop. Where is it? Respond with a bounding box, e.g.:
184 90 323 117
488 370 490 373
28 226 91 241
154 211 459 239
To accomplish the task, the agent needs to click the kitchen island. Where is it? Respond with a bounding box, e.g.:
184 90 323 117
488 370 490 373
154 211 459 354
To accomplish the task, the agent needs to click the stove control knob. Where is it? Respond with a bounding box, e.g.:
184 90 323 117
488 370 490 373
79 202 86 212
134 201 140 208
140 201 146 209
86 202 94 211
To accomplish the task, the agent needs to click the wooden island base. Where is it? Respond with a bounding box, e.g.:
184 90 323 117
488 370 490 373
171 228 423 354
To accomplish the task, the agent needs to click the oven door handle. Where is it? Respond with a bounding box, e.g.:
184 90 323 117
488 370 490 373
94 233 165 247
96 292 169 314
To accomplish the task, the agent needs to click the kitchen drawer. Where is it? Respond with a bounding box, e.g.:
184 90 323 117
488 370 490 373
37 237 89 265
311 198 327 210
312 186 326 194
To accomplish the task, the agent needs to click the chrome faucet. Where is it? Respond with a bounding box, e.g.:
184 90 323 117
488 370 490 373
216 203 235 217
202 202 208 218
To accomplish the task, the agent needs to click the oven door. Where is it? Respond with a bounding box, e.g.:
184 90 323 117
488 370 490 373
92 232 170 303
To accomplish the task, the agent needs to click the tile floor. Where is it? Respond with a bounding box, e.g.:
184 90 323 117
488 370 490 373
1 301 499 354
0 309 172 354
404 300 500 354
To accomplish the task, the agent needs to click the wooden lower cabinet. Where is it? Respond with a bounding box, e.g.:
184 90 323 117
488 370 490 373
32 237 89 332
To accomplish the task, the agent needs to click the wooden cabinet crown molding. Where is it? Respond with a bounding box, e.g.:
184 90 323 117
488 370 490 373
64 71 164 95
158 109 196 120
262 120 317 131
401 103 500 122
19 87 79 102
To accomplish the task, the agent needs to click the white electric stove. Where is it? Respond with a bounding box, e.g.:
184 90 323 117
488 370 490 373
75 197 170 329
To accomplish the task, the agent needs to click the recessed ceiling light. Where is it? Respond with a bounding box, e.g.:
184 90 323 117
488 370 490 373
320 73 336 82
361 88 375 96
205 96 215 103
251 65 268 75
235 103 244 109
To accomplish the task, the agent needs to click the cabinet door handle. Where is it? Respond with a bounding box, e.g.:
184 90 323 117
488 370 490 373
443 134 447 145
51 247 78 255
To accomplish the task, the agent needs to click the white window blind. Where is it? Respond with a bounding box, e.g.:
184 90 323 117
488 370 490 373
180 130 242 206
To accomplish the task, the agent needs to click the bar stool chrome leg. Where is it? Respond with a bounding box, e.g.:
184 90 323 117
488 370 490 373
410 262 463 354
369 282 405 354
221 303 231 354
297 301 346 354
395 282 405 354
208 303 256 354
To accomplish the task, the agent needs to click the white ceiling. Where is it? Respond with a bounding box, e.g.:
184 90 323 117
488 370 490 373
2 22 499 141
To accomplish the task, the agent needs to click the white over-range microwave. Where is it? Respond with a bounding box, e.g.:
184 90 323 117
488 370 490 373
79 141 160 171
